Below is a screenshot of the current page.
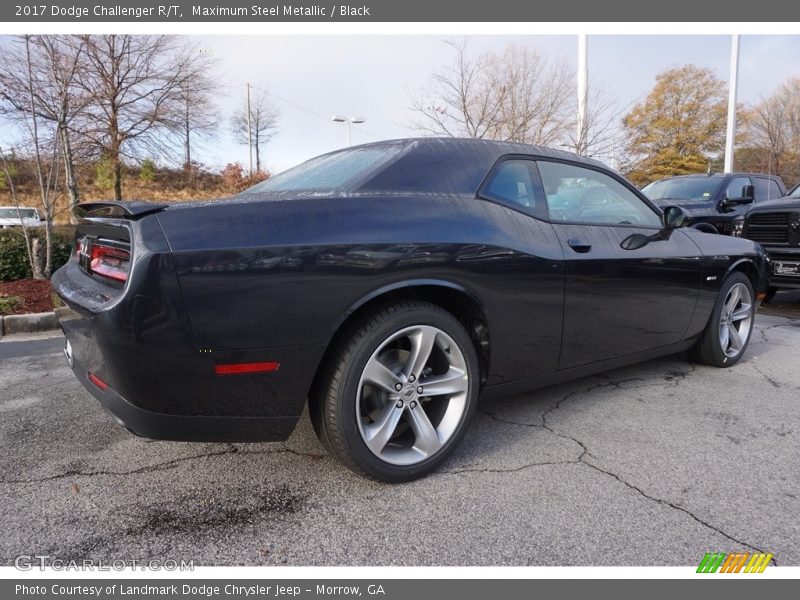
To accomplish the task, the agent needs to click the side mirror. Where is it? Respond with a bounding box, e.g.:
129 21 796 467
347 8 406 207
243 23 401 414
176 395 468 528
726 184 755 205
620 233 652 251
663 205 688 229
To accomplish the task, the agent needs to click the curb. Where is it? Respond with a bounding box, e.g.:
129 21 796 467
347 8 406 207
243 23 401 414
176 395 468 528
0 311 60 337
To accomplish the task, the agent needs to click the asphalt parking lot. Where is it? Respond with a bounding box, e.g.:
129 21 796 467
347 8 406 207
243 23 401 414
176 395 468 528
1 294 799 566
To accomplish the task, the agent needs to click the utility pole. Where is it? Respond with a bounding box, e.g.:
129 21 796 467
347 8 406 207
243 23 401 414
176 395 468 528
247 83 253 176
724 34 740 173
577 34 588 155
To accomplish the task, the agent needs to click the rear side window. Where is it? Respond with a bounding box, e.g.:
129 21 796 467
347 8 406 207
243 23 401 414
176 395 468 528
481 160 546 217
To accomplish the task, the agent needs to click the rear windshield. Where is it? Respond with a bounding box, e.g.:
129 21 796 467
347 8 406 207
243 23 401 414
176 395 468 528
0 208 37 219
241 144 406 195
642 178 723 202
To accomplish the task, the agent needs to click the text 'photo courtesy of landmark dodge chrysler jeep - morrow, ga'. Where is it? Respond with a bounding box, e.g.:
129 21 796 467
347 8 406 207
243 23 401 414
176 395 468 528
52 138 768 482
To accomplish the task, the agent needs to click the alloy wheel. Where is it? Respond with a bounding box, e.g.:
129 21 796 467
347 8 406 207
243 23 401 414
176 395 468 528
356 325 470 466
718 282 753 358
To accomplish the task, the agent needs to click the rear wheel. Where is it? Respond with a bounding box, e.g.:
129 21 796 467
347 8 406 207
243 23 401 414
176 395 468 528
690 272 755 367
310 301 479 482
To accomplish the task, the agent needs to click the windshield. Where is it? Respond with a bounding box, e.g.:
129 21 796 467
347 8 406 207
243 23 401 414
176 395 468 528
0 208 37 219
642 178 723 202
241 144 406 195
790 184 800 198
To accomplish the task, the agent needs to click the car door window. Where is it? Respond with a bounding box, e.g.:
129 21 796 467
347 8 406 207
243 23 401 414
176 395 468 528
481 159 546 218
769 179 783 199
752 177 783 202
725 177 752 200
536 160 661 227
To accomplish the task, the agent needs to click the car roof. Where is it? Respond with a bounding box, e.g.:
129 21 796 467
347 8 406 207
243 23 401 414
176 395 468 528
355 137 609 169
652 173 780 181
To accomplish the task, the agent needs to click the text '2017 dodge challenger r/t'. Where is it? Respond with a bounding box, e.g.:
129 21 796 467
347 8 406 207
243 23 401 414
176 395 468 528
52 138 768 482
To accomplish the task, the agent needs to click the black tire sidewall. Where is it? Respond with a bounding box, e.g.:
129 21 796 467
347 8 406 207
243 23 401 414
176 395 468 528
333 304 479 482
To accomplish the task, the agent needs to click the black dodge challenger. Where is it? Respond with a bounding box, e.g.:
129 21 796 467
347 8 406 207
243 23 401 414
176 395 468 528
53 138 768 481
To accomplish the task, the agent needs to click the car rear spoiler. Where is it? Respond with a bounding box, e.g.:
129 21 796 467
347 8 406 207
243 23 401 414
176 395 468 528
75 201 169 219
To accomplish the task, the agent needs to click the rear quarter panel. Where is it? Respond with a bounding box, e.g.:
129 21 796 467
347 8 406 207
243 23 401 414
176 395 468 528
155 195 565 387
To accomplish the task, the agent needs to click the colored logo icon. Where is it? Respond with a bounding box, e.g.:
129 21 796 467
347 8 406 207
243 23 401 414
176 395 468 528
697 552 773 573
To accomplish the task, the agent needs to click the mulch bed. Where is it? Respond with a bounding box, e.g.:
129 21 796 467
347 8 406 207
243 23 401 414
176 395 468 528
0 278 55 315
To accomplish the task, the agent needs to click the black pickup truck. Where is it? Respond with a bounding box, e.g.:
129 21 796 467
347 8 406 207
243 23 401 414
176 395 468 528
642 173 787 236
743 184 800 299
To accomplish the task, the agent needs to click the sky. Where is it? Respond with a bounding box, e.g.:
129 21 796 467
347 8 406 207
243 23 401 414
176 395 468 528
191 34 800 174
2 34 799 174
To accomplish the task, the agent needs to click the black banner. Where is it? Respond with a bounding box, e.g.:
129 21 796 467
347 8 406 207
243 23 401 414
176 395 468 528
2 0 800 22
5 579 800 600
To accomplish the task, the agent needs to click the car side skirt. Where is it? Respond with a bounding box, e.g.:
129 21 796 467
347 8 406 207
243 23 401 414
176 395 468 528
480 337 697 401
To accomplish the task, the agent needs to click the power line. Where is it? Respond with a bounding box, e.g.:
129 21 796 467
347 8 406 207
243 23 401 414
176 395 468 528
249 84 389 141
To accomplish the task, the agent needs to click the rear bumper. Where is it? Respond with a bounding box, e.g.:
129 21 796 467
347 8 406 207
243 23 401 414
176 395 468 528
69 353 297 442
52 253 321 443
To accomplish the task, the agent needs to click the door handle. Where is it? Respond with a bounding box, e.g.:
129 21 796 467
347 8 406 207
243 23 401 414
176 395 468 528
567 238 592 253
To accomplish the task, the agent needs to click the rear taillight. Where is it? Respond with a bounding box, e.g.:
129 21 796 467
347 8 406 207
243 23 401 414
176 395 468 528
88 242 130 283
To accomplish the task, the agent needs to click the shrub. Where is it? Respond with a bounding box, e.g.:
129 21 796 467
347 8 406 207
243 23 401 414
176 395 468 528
139 159 157 183
94 155 115 191
0 230 31 281
0 295 23 315
220 162 245 191
0 226 75 282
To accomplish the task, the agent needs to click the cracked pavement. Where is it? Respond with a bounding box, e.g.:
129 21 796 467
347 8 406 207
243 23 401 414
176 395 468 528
1 305 799 566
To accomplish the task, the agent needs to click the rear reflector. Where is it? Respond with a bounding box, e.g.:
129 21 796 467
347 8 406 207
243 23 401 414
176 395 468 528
214 361 280 376
87 371 109 391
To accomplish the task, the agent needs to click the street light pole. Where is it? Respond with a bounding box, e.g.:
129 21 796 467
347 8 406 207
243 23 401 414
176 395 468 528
724 34 740 173
577 34 588 155
332 115 366 147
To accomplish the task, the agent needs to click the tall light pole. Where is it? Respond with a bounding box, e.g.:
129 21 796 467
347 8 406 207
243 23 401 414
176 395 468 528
724 34 740 173
332 115 366 147
577 34 588 155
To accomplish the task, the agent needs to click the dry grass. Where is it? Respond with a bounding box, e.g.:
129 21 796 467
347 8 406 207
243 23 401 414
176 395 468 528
10 182 238 224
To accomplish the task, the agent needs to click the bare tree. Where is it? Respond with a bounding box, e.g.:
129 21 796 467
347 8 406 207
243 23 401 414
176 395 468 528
408 40 504 139
741 78 800 182
230 86 278 173
11 36 63 278
76 35 215 201
0 35 86 219
564 81 625 161
164 44 219 180
409 40 574 145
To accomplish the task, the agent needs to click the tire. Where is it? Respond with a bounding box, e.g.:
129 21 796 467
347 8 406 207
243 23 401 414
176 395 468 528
691 223 719 235
689 272 755 368
310 301 479 482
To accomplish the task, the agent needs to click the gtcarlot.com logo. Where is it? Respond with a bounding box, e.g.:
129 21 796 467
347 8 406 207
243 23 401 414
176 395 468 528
697 552 774 573
14 555 194 571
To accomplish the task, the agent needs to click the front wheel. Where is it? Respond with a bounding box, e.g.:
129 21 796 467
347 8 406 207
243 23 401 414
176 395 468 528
690 272 755 367
310 301 479 482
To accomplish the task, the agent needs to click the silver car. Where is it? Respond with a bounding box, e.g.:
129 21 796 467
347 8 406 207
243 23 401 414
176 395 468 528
0 206 43 228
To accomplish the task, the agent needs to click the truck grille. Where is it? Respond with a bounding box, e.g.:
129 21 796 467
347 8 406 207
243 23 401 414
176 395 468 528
745 212 794 246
